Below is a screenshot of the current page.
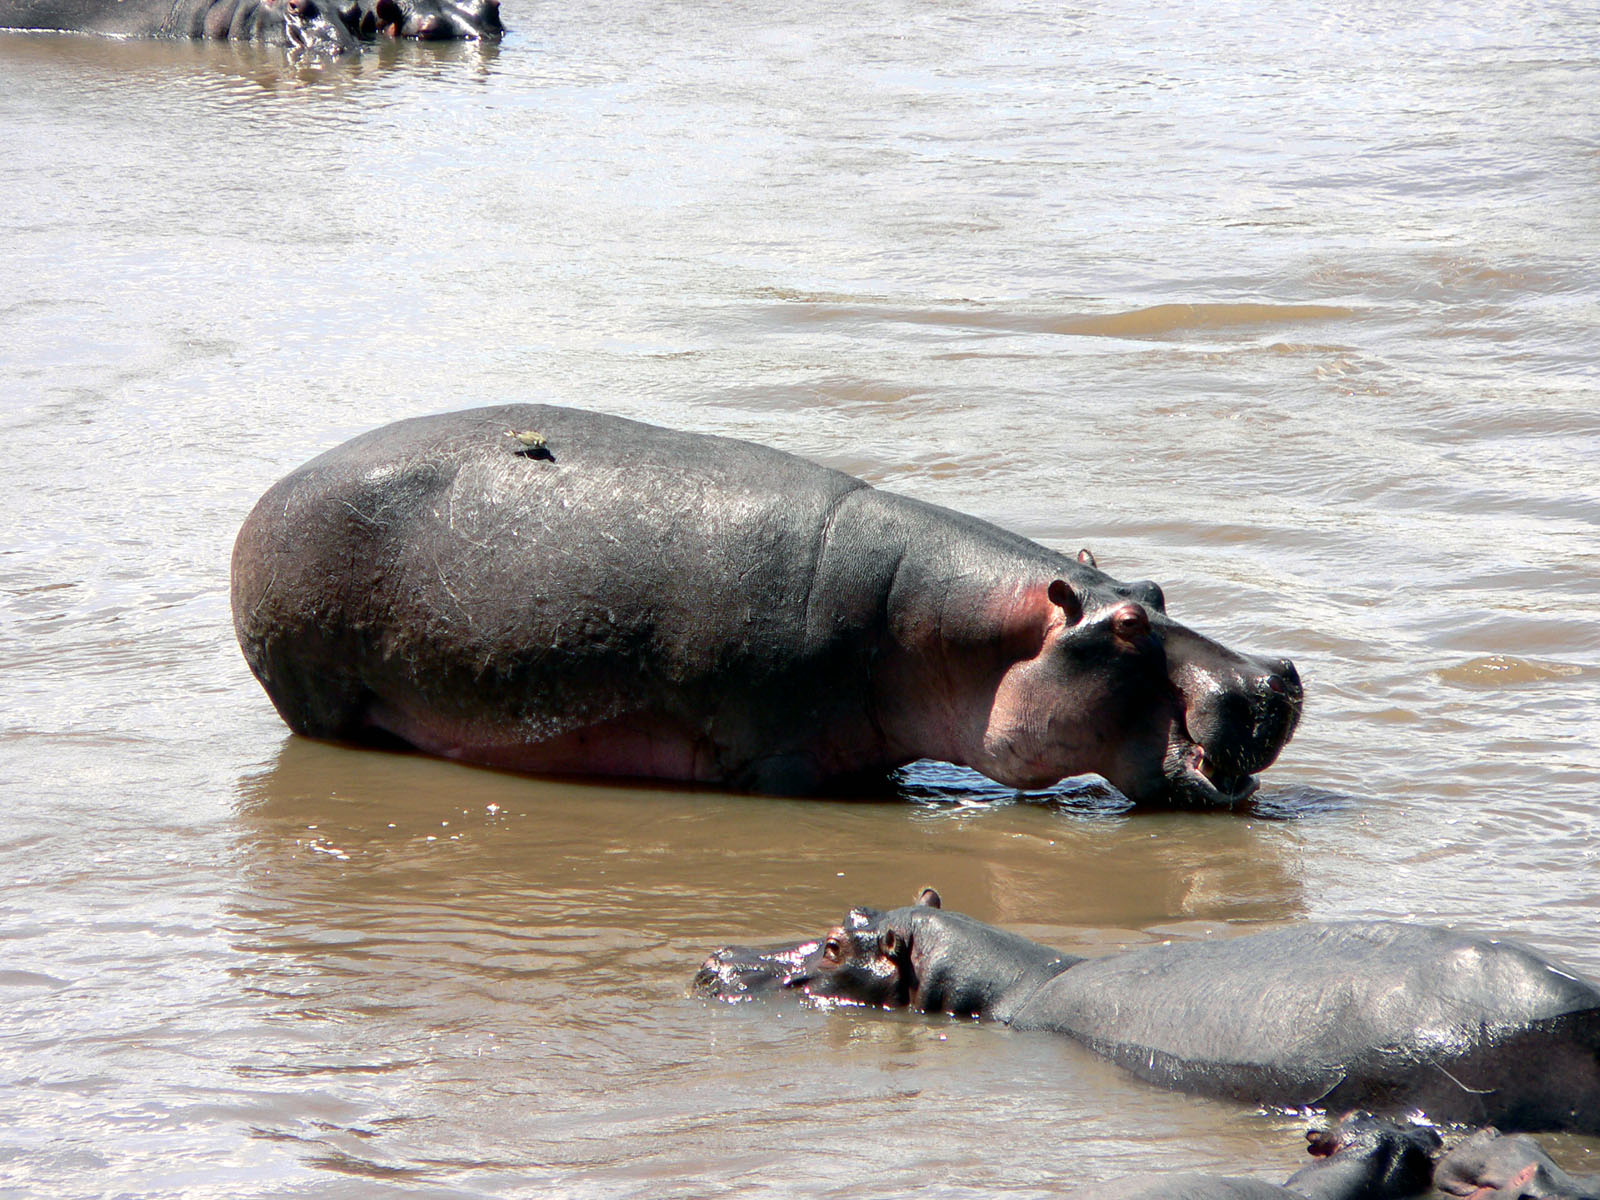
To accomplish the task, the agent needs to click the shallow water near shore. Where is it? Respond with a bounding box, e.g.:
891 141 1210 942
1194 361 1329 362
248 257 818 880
2 1 1599 1195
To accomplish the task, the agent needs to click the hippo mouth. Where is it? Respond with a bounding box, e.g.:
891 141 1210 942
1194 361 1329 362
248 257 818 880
1158 658 1304 807
692 942 815 1001
1163 737 1261 807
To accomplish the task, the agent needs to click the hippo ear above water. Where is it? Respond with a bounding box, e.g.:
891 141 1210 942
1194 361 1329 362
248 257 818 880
915 887 942 909
1076 548 1097 568
1046 580 1084 625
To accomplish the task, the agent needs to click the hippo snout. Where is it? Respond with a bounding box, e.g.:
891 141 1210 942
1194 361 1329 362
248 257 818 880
692 943 811 1001
461 0 501 34
1166 644 1304 806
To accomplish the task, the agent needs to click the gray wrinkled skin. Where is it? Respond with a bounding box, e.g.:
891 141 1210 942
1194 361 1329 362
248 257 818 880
1434 1129 1600 1200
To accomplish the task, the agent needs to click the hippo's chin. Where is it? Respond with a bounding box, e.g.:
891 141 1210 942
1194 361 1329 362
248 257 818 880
1161 744 1262 808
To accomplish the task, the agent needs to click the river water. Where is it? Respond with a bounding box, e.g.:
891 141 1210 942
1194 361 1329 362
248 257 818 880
2 2 1598 1195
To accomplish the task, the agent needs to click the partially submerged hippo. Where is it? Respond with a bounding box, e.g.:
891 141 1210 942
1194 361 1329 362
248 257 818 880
1434 1129 1600 1199
1064 1113 1440 1200
0 0 501 56
694 890 1600 1132
231 405 1301 802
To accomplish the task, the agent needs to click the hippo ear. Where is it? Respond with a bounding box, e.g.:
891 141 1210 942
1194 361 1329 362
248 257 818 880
1046 580 1083 626
915 887 941 909
1076 548 1097 568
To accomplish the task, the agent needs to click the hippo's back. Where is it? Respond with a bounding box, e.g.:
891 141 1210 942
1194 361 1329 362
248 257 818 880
1062 1175 1292 1200
1019 921 1600 1131
231 405 880 774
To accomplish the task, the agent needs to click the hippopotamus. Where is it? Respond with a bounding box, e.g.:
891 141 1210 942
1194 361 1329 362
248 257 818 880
1434 1129 1600 1199
1062 1113 1440 1200
0 0 500 56
230 405 1301 802
693 890 1600 1132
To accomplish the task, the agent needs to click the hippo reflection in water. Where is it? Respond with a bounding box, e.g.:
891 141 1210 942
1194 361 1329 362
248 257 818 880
0 0 501 56
231 406 1301 803
1064 1112 1440 1200
694 890 1600 1134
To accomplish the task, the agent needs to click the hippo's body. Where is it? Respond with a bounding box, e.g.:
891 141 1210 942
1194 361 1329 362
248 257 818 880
1024 922 1600 1131
0 0 500 54
231 405 1300 801
695 891 1600 1132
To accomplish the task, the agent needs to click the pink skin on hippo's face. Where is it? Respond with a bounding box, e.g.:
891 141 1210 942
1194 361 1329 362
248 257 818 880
953 571 1302 807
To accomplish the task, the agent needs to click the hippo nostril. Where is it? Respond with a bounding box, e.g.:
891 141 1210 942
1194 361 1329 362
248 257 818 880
1261 659 1301 700
1279 660 1302 698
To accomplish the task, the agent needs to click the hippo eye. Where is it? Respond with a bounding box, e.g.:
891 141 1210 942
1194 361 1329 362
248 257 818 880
879 929 897 956
1112 604 1150 641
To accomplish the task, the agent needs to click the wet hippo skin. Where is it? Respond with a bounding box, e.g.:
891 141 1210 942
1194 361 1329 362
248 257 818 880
1063 1113 1440 1200
695 890 1600 1132
231 405 1302 802
1434 1128 1600 1199
0 0 501 54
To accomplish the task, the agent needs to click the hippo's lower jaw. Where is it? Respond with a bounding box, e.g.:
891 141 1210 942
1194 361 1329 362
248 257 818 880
1163 739 1261 808
1155 659 1305 807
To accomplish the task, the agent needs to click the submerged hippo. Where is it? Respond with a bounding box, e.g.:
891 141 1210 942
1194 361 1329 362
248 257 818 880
1434 1129 1600 1199
694 890 1600 1132
0 0 501 56
231 405 1301 802
1065 1113 1440 1200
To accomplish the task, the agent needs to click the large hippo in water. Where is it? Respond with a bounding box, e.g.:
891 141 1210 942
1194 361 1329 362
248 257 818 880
694 890 1600 1132
231 405 1302 802
0 0 500 55
1064 1113 1440 1200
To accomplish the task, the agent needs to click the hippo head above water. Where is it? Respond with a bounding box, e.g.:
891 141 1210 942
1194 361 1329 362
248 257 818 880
997 550 1304 806
693 888 1056 1016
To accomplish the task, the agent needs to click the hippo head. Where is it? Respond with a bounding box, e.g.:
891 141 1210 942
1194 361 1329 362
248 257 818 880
692 889 1071 1019
692 904 910 1010
1291 1113 1441 1199
1433 1128 1596 1200
339 0 502 39
280 0 358 54
964 550 1304 807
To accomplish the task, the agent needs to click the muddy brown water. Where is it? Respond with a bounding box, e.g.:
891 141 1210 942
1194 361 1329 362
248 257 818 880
2 2 1599 1195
